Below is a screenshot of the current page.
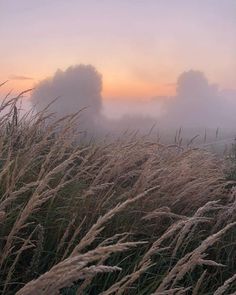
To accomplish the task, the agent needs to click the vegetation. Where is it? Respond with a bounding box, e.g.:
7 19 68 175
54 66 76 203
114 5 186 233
0 92 236 295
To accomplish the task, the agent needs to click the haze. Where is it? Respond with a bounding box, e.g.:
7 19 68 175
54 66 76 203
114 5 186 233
1 0 236 139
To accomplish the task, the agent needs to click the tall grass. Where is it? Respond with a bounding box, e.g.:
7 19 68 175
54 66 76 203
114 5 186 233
0 91 236 294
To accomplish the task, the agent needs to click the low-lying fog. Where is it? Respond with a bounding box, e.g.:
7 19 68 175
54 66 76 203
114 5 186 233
28 64 236 148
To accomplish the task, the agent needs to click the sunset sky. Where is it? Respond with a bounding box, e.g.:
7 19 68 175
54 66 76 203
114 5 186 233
1 0 235 100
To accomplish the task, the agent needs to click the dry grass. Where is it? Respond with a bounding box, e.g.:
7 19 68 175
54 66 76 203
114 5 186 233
0 91 236 294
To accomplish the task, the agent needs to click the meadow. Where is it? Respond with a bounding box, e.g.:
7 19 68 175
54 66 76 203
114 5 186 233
0 93 236 295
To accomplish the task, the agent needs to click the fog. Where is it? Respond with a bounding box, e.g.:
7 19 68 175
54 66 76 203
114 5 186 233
31 65 236 142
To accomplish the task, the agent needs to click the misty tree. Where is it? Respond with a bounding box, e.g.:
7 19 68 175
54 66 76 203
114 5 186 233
31 65 103 132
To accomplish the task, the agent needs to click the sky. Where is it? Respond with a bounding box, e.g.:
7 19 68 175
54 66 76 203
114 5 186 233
0 0 236 101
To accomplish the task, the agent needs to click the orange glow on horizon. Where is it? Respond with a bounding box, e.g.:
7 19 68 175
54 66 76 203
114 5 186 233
0 79 35 99
102 81 176 100
1 75 177 101
1 72 234 102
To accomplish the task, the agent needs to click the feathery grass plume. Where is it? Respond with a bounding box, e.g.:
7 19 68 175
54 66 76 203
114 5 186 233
2 227 37 294
101 219 188 295
26 224 45 280
101 260 153 295
142 206 188 221
56 213 77 255
77 233 130 294
0 211 5 222
140 219 188 265
213 273 236 295
71 185 159 255
61 217 86 260
171 200 224 257
192 270 207 295
151 287 192 295
156 222 236 292
16 242 143 295
0 148 80 266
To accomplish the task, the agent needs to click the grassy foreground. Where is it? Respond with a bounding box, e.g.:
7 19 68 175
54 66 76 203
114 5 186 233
0 95 236 295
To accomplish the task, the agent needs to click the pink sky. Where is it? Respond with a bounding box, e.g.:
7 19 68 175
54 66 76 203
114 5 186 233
0 0 235 100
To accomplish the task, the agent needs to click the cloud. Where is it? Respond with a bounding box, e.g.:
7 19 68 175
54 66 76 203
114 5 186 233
9 75 34 80
31 65 103 132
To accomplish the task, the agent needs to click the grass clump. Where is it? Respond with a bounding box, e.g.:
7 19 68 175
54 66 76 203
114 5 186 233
0 91 236 295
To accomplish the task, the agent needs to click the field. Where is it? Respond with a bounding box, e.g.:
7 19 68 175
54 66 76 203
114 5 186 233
0 95 236 295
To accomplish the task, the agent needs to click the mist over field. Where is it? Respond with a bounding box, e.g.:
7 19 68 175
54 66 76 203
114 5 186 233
31 65 236 144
